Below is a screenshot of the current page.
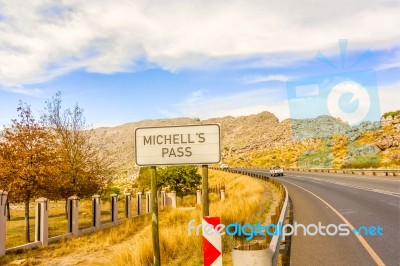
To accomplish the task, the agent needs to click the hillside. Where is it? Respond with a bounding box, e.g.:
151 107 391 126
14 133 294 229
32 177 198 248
92 110 400 184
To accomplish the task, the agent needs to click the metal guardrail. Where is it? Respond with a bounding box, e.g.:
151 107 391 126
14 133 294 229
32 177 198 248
269 181 289 266
215 166 400 177
283 167 400 176
211 167 290 266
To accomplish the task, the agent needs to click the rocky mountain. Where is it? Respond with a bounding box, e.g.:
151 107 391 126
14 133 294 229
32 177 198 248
92 110 400 183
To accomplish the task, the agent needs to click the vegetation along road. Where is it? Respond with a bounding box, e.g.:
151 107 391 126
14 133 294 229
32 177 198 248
236 168 400 266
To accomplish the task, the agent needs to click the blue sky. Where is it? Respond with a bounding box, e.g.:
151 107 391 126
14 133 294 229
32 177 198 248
0 1 399 128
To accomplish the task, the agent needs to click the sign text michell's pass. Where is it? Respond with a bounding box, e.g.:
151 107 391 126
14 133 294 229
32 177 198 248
135 124 221 166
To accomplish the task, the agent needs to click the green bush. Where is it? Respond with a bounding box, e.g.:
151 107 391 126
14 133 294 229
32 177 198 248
158 165 202 197
342 155 380 169
382 110 400 118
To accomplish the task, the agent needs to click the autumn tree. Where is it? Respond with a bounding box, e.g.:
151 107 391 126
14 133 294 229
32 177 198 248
157 165 202 197
42 92 114 214
0 145 12 220
0 102 60 242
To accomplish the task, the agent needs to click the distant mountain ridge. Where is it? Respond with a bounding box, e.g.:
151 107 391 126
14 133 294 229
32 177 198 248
91 110 400 183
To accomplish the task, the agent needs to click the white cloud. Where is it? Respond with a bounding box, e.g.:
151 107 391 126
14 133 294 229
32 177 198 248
376 50 400 71
0 87 44 97
378 83 400 113
0 0 399 87
162 82 400 121
159 89 290 121
244 74 289 83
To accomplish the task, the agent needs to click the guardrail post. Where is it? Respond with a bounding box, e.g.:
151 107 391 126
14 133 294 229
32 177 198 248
220 189 225 201
0 190 8 257
124 192 132 219
146 191 151 213
137 192 142 216
68 196 79 237
35 197 48 246
92 195 101 229
111 194 118 224
197 190 202 204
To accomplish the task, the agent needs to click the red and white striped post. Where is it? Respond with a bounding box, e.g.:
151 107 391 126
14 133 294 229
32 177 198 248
202 217 222 266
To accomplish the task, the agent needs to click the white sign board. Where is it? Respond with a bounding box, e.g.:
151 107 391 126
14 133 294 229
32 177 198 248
135 124 221 166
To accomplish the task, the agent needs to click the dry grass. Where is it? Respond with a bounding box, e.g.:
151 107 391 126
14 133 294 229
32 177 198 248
101 170 278 266
176 194 197 207
1 170 280 266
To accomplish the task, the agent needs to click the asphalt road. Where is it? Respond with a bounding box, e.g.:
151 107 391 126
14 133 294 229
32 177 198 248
236 168 400 266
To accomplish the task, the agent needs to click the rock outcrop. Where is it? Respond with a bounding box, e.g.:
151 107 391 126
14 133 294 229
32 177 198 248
381 114 400 132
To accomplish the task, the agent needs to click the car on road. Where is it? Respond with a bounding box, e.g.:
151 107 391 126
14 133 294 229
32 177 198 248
270 166 284 177
220 164 230 170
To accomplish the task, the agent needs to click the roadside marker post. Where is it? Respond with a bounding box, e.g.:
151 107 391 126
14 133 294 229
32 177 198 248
202 216 222 266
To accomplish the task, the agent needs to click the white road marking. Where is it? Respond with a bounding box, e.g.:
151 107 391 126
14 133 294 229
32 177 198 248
285 174 400 198
284 180 386 266
290 172 398 182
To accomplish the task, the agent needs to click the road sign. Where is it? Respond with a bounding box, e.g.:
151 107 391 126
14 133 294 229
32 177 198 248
135 124 221 166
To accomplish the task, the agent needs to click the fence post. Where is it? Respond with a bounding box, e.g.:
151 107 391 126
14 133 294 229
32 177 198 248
111 194 118 224
68 196 79 237
124 192 132 219
220 190 225 201
92 195 101 229
146 191 151 213
197 190 202 204
161 191 166 210
35 197 48 246
137 192 142 216
0 190 8 257
171 191 177 208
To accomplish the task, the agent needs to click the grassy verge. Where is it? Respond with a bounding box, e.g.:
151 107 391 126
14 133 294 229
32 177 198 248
1 169 280 266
